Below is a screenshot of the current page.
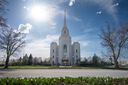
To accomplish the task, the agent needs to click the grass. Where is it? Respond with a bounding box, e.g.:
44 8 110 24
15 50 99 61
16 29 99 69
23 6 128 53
0 77 128 85
0 66 50 69
0 65 116 69
0 65 127 69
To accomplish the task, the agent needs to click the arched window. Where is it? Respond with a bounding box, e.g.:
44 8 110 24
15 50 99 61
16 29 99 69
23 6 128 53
76 55 78 58
63 44 67 53
64 30 66 34
76 49 77 53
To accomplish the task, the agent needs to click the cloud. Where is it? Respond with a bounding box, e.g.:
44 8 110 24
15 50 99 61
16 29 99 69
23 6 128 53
22 0 26 1
80 41 88 47
96 11 102 15
73 17 82 22
113 3 119 7
51 22 56 26
18 23 32 34
94 0 118 21
78 0 119 21
50 22 57 29
25 34 59 59
72 35 86 41
84 28 93 33
72 35 89 47
68 0 119 21
69 0 75 6
23 6 26 9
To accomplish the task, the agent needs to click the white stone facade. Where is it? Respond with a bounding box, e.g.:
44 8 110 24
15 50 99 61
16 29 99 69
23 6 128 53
50 10 80 66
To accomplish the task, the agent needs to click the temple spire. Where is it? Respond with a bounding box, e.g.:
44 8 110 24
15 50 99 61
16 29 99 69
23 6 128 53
64 9 66 27
61 9 69 36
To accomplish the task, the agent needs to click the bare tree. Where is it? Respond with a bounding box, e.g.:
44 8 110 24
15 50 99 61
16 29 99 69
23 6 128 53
0 27 26 68
101 51 113 65
99 24 128 68
0 0 25 68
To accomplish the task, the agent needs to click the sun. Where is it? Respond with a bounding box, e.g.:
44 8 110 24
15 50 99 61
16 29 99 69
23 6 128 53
29 5 50 22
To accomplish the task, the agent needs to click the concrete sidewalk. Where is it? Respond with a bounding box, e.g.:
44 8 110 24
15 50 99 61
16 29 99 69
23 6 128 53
0 69 128 78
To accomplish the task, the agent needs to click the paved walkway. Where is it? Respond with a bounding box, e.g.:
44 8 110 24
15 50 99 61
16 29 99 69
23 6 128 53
0 69 128 78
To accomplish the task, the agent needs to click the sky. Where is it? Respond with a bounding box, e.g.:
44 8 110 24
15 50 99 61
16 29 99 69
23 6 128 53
5 0 128 60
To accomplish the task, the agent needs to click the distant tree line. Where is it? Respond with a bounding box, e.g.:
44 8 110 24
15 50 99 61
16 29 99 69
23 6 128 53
8 53 112 66
8 54 51 66
80 53 113 66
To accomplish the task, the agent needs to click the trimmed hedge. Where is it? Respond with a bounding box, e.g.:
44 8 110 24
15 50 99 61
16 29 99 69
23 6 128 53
0 77 128 85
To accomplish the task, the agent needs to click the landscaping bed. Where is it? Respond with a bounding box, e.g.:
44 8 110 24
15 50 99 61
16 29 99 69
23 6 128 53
0 77 128 85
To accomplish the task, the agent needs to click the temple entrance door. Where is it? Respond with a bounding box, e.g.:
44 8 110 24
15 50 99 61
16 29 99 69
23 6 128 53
62 59 68 66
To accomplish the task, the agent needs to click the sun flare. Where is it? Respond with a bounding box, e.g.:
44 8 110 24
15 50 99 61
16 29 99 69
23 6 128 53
29 5 50 22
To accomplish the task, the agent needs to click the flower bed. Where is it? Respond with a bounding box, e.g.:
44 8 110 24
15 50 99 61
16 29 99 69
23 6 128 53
0 77 128 85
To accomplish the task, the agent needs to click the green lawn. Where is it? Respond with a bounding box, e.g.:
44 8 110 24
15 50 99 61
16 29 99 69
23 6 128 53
0 65 114 69
0 65 127 69
0 66 51 69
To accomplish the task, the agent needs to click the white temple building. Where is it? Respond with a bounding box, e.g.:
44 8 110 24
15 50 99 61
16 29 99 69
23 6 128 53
50 10 80 66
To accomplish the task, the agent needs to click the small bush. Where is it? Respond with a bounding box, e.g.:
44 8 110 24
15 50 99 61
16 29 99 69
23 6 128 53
0 77 128 85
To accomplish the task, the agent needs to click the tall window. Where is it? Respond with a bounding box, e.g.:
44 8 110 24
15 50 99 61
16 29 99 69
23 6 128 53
53 49 54 53
76 49 77 53
76 55 78 58
64 30 66 34
63 44 67 53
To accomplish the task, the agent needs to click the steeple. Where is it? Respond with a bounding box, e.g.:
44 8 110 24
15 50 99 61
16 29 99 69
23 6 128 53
64 9 66 27
61 9 69 36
